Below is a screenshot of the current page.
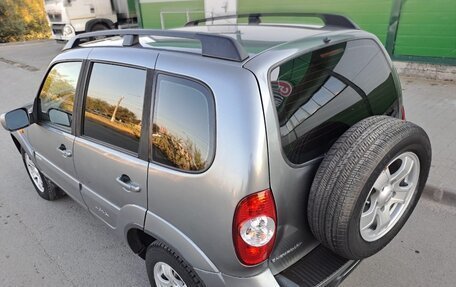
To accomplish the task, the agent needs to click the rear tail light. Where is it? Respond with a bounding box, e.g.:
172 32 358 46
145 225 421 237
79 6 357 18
233 189 277 265
400 105 406 120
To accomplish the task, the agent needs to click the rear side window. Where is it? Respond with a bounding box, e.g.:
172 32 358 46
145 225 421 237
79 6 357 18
38 62 81 129
271 40 396 164
152 74 215 172
83 63 146 153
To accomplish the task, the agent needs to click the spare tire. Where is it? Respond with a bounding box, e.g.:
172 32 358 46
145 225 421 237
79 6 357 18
307 116 431 259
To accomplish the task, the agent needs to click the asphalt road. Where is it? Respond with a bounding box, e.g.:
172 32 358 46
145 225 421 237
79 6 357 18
1 40 456 287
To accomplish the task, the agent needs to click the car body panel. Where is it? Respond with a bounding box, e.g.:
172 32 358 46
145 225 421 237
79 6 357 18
13 131 34 160
87 47 158 69
2 22 406 286
74 137 148 229
72 48 158 231
244 30 401 274
145 51 270 277
28 123 85 206
51 47 93 64
144 210 220 273
23 49 91 206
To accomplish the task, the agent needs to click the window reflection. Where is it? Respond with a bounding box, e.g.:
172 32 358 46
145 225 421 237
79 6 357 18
39 62 81 127
277 76 347 137
152 75 213 172
83 63 146 153
271 40 396 164
271 43 348 137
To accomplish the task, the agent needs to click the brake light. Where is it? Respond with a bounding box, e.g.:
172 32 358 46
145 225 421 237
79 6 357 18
233 189 277 265
401 106 406 120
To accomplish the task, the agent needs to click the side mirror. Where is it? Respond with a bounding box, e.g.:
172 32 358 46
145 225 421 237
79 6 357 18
48 108 72 127
0 108 31 132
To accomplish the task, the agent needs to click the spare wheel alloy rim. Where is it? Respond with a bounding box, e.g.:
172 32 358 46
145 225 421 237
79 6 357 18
360 151 420 242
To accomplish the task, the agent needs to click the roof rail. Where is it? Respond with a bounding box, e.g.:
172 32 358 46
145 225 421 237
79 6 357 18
63 29 249 62
185 13 360 30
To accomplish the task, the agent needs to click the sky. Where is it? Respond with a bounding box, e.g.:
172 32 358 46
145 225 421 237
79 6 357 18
154 77 211 157
86 64 211 157
87 63 146 120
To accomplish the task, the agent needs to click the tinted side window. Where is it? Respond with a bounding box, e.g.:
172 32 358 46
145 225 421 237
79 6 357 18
39 62 81 128
271 40 396 164
83 63 146 153
152 74 214 172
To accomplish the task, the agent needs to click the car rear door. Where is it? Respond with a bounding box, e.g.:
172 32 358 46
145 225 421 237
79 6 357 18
72 52 154 230
245 39 400 273
27 61 85 206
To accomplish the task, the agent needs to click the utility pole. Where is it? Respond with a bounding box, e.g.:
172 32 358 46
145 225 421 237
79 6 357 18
111 96 124 122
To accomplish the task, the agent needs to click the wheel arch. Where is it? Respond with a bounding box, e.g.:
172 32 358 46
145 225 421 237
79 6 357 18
11 132 34 160
120 206 219 273
11 134 21 153
139 211 220 273
126 228 156 259
85 18 115 32
125 223 220 274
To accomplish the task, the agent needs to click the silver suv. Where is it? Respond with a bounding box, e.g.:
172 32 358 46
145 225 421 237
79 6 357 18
1 13 431 287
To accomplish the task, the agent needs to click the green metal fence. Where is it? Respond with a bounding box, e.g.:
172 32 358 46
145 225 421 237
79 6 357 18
138 0 204 29
391 0 456 65
138 0 456 65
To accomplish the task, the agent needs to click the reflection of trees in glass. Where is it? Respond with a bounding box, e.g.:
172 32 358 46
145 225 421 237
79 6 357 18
86 97 139 124
40 69 76 113
85 96 142 139
152 123 206 171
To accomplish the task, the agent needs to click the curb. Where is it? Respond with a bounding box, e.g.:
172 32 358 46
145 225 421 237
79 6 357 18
422 184 456 207
394 61 456 82
0 39 53 47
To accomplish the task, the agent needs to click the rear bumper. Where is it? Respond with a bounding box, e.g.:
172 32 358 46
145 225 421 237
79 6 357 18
196 245 360 287
276 245 360 286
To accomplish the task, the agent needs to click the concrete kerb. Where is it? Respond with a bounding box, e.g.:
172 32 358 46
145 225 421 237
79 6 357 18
422 183 456 207
0 39 54 47
394 61 456 82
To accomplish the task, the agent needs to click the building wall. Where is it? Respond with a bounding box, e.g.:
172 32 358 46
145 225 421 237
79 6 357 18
139 0 204 29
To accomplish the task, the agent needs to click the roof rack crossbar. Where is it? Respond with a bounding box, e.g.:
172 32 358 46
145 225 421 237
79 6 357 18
63 29 249 62
185 13 360 30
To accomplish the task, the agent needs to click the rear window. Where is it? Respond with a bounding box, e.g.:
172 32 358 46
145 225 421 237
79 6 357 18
270 40 396 164
152 74 215 172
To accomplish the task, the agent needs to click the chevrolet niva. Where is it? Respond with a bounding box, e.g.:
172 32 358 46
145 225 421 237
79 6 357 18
1 13 431 287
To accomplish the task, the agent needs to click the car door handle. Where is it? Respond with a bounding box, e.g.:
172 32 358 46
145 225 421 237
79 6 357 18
57 144 72 158
116 174 141 192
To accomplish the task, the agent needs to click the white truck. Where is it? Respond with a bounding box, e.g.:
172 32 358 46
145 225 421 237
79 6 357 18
44 0 138 41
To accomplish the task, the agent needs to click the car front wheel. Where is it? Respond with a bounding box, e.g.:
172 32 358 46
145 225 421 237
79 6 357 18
22 149 65 201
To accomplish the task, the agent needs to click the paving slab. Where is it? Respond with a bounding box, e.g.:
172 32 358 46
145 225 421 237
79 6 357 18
402 77 456 198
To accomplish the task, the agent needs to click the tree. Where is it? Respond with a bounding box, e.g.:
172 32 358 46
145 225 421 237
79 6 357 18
152 126 206 171
0 1 24 42
0 0 50 43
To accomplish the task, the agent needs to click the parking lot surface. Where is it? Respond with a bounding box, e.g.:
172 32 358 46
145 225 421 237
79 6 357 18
1 40 455 286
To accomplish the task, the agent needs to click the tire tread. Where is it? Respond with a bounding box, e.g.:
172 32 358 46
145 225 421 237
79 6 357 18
307 116 431 259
